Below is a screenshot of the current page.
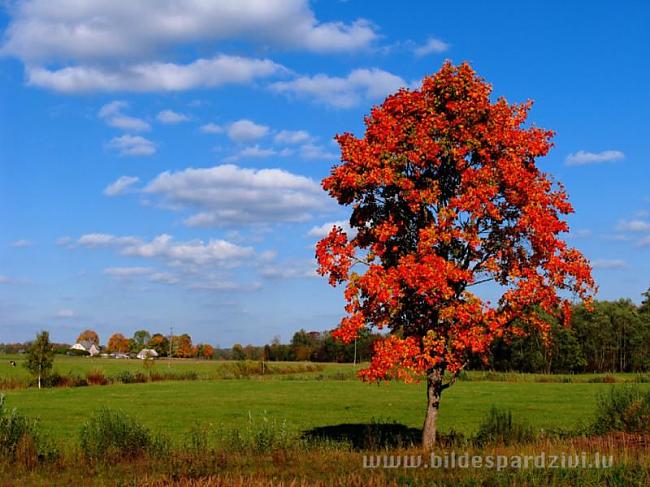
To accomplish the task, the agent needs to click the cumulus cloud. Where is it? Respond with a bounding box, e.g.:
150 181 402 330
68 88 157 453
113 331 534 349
274 129 313 145
77 233 254 269
103 175 140 196
200 123 223 134
98 100 150 131
103 266 180 285
77 233 140 247
413 37 450 56
10 239 32 248
616 220 650 232
103 266 153 278
308 220 355 238
2 0 377 62
565 150 624 166
142 164 328 226
55 308 76 318
156 109 190 124
106 135 156 156
259 261 317 279
26 56 283 93
3 1 376 93
227 119 269 143
591 259 627 270
298 143 339 160
270 68 407 108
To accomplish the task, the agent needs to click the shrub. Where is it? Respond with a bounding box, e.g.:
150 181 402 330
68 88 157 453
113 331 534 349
474 407 536 446
216 412 291 453
86 370 109 386
0 394 54 464
79 407 168 460
116 370 135 384
591 386 650 434
588 375 617 384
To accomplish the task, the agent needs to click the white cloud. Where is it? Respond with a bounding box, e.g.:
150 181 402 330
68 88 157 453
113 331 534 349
0 275 10 284
77 233 140 247
260 261 317 279
149 272 179 285
413 37 450 56
270 68 407 108
566 229 592 240
104 267 153 278
26 55 284 93
591 259 627 270
157 109 190 124
103 176 140 196
236 146 279 159
298 143 338 160
308 220 354 238
2 0 377 63
143 164 328 226
274 130 313 145
55 308 76 318
98 100 150 131
104 266 179 285
616 220 650 232
3 1 376 93
200 123 223 134
565 150 624 166
639 236 650 247
227 119 269 143
10 239 32 248
77 233 254 270
107 135 156 156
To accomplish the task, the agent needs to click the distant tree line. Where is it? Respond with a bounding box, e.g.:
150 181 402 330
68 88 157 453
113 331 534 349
4 292 650 373
469 293 650 373
213 328 381 363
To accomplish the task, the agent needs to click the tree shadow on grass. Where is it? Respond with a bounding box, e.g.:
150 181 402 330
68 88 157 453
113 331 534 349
302 421 422 450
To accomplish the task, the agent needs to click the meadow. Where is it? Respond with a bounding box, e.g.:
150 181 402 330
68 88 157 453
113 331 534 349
2 355 650 486
2 354 649 443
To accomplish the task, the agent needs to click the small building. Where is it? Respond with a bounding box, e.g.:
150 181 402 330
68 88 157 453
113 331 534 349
137 348 158 360
70 341 100 356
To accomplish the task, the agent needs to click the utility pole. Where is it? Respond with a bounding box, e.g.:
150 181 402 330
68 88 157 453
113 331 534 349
168 326 173 368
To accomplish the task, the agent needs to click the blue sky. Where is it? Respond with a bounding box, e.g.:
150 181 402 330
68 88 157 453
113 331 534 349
1 0 648 346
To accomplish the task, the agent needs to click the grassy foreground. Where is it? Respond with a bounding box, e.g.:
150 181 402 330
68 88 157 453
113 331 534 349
4 377 649 443
1 359 650 485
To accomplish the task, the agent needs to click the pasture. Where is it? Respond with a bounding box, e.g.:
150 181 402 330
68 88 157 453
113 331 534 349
2 354 649 445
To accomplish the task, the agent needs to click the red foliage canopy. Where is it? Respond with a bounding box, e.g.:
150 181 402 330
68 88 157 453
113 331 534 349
316 62 596 383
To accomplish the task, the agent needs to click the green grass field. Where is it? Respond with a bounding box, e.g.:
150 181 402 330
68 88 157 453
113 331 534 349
3 354 648 445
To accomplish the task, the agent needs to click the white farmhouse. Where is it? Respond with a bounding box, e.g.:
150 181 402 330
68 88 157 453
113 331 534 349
136 348 158 360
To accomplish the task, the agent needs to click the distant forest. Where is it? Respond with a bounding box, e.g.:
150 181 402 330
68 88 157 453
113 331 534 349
2 291 649 374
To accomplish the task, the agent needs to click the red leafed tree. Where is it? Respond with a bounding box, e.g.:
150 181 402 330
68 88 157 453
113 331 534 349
106 333 129 353
76 329 100 347
316 62 596 449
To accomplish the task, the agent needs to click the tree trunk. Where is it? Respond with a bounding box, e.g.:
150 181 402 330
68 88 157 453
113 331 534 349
422 370 443 451
38 374 41 390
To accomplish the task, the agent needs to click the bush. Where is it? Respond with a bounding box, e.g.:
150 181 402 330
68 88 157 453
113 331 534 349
474 407 536 446
66 349 90 357
588 375 617 384
216 412 291 453
591 386 650 434
79 407 168 460
86 370 109 386
0 394 56 464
